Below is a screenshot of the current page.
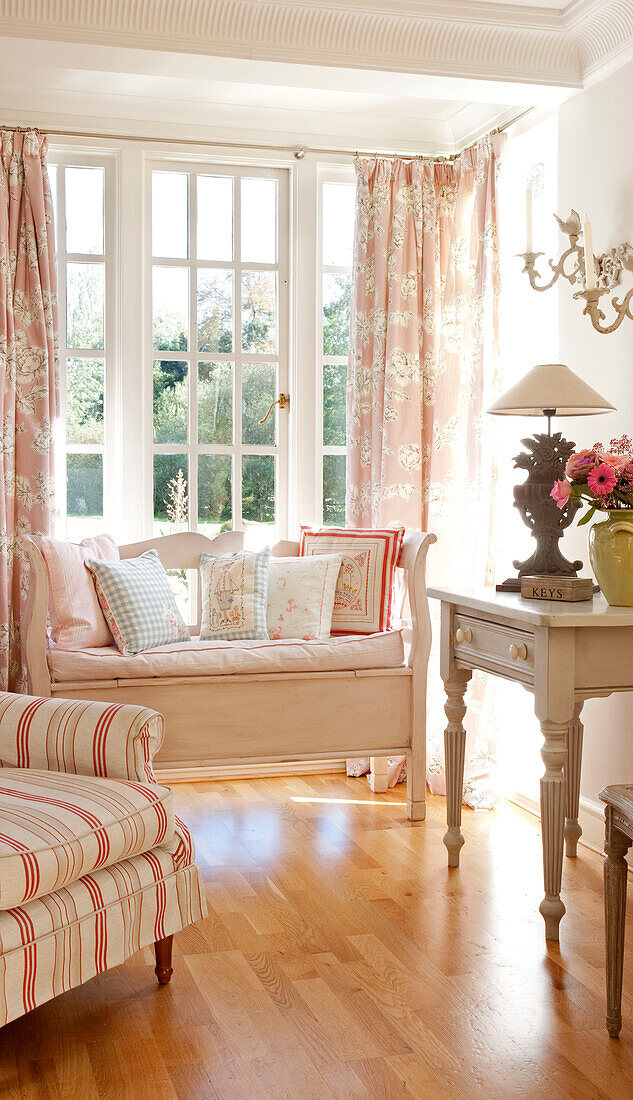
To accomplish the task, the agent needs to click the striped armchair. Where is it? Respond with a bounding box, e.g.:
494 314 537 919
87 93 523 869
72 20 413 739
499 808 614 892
0 693 206 1027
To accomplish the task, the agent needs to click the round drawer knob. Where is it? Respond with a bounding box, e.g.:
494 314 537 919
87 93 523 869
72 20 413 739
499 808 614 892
509 642 527 661
455 626 472 644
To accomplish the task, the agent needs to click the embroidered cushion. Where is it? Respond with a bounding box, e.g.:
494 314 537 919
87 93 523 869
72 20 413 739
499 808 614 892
299 526 405 634
199 548 270 641
267 554 342 640
40 533 119 649
85 550 190 656
0 768 174 910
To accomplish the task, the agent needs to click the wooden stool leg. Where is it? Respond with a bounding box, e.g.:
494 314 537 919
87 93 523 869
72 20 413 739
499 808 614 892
369 756 388 794
604 809 631 1038
564 703 584 858
154 934 174 985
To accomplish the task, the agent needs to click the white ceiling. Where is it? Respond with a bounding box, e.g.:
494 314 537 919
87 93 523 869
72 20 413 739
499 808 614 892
0 0 631 154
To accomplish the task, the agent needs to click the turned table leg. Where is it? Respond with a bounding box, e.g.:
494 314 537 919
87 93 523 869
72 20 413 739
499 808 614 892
539 720 568 941
604 808 631 1038
154 934 174 985
564 702 584 859
442 672 471 868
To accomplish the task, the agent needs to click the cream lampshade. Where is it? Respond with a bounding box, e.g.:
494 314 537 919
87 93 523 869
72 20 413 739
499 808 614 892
488 363 615 421
488 363 615 591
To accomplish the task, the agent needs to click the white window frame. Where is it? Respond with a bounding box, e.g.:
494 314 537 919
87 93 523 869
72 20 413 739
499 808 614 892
145 158 290 543
48 149 119 538
317 165 356 524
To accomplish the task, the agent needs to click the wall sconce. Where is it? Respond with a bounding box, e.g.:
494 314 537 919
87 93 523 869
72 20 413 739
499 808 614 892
520 205 633 335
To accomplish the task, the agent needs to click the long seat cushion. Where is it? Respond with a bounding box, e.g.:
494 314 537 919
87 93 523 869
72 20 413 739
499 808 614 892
0 769 174 910
47 630 405 683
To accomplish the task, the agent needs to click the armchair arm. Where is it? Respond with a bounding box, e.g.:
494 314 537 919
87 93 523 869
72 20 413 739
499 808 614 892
0 693 164 782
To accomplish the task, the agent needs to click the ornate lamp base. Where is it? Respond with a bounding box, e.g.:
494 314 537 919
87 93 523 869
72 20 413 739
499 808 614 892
497 430 585 593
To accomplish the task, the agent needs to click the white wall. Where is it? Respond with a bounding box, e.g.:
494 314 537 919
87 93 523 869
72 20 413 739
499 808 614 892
557 61 633 847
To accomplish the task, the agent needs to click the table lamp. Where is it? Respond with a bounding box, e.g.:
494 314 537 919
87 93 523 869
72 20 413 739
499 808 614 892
488 363 615 591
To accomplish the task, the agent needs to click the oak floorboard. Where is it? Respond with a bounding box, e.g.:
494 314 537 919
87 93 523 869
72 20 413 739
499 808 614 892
2 782 633 1098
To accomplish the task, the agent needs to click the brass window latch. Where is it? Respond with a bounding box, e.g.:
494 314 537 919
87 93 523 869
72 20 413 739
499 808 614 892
259 392 290 425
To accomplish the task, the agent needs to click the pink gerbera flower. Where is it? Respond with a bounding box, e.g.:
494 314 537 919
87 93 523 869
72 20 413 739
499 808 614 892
587 462 617 496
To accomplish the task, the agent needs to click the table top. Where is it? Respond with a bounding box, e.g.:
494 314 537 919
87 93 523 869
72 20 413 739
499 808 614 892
427 586 633 628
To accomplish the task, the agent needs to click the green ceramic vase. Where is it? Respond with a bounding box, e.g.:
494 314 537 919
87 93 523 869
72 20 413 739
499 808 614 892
588 509 633 606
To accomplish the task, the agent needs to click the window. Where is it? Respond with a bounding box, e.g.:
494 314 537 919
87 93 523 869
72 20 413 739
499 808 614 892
319 174 355 525
49 158 113 539
149 165 289 552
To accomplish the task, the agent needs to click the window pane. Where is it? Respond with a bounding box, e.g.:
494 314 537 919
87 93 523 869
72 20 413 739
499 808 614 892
67 262 104 350
198 269 233 353
241 178 277 263
65 167 104 255
323 454 346 526
66 358 104 444
198 362 233 445
197 175 233 261
241 271 276 353
323 273 351 356
198 454 232 536
153 267 188 351
152 172 188 259
48 165 58 242
322 363 347 447
242 455 275 535
153 360 188 444
323 182 355 267
166 568 193 626
242 362 275 446
153 454 189 535
66 453 103 540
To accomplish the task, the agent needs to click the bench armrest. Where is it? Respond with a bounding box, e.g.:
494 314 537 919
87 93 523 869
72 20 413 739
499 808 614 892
0 693 164 782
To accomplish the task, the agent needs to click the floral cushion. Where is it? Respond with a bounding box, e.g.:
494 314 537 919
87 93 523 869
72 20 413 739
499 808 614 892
85 550 190 656
40 533 119 649
267 554 341 639
199 548 270 641
299 526 405 634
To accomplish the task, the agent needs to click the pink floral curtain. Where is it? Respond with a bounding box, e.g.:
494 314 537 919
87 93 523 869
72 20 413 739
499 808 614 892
346 136 505 802
0 130 58 690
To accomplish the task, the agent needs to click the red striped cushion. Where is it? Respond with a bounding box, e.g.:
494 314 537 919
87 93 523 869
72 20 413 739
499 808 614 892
0 769 174 910
299 526 405 634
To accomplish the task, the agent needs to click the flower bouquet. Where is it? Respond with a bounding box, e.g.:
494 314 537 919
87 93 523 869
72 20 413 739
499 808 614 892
551 435 633 605
550 435 633 525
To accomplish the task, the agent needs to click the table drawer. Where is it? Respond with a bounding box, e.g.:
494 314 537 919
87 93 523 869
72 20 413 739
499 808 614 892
453 614 534 679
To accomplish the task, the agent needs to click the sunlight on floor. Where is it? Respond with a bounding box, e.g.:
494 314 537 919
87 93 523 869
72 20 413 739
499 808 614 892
291 795 407 806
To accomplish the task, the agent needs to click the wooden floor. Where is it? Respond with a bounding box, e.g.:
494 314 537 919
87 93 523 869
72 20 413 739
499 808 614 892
2 776 633 1099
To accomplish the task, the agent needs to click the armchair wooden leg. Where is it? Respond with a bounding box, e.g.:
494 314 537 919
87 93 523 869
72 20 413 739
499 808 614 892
154 934 174 985
604 809 631 1038
369 756 389 794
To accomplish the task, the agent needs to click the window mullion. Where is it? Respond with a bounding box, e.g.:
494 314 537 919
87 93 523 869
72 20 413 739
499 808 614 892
189 172 198 535
234 173 243 533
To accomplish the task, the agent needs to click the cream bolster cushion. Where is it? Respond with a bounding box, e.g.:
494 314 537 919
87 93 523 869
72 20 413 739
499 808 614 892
267 553 342 639
40 533 119 649
0 768 174 910
299 526 405 634
199 547 270 641
85 550 190 656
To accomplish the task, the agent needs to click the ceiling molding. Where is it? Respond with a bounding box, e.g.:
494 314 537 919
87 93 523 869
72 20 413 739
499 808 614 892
0 1 631 97
0 1 581 88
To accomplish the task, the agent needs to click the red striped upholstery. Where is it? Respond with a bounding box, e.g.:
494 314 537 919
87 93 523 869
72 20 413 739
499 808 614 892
0 768 174 910
0 821 206 1026
0 693 163 782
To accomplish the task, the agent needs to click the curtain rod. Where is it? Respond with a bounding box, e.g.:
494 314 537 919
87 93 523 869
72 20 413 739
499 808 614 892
0 108 531 160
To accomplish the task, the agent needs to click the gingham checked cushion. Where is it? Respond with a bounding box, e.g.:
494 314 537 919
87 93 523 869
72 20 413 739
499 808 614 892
86 550 190 656
0 768 174 910
199 547 271 640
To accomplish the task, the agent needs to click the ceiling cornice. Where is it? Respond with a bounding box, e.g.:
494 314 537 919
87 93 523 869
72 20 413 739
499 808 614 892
0 0 630 89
